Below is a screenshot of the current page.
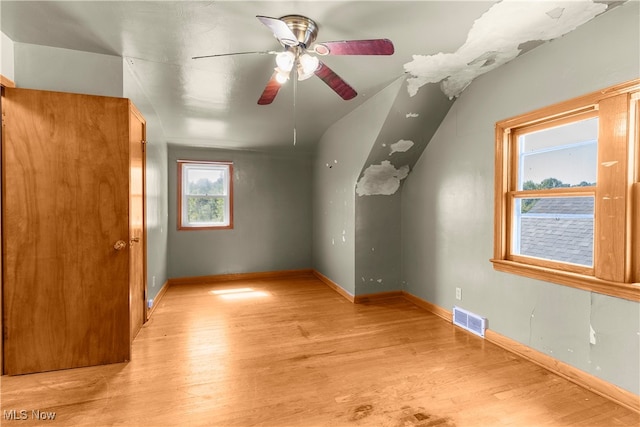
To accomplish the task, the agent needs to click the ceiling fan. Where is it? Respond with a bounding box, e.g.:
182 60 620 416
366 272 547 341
193 15 395 105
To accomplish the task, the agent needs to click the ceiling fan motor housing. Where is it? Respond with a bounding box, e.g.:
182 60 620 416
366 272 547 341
279 15 318 48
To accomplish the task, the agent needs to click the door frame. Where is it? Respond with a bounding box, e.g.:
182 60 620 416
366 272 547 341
0 75 16 375
129 102 148 339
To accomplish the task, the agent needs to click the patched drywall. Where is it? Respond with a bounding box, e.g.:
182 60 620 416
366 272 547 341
389 140 415 156
355 191 402 293
356 161 410 196
404 0 608 99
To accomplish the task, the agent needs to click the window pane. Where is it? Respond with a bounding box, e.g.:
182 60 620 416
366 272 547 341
187 196 226 224
519 117 598 189
186 167 226 196
513 197 594 267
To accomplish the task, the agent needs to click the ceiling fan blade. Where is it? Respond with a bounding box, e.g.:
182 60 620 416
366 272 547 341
192 50 277 60
313 39 394 56
257 72 282 105
256 15 299 47
314 62 357 101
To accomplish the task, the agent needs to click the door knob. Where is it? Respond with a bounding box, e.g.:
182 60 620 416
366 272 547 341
114 240 127 251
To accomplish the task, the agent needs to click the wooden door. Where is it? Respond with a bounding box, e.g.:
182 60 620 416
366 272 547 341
2 88 131 375
129 105 146 340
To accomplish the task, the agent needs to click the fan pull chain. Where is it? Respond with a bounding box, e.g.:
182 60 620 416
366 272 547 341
293 66 298 146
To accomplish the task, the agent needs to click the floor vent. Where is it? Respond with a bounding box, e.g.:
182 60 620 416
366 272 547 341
452 306 486 338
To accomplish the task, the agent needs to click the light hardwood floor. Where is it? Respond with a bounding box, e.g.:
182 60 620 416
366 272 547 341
1 275 638 426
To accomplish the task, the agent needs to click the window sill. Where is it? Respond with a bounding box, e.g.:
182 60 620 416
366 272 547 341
178 225 233 231
490 259 640 302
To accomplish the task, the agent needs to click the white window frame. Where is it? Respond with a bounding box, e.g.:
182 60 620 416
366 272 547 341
178 160 233 230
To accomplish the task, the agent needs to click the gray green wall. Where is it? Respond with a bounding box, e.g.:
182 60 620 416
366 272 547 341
123 61 169 303
143 141 169 301
167 146 312 279
1 31 14 81
401 1 640 395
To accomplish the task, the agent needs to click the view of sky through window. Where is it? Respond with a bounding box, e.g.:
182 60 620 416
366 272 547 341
518 117 598 187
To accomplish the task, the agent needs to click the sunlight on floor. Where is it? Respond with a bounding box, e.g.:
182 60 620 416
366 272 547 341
209 287 270 300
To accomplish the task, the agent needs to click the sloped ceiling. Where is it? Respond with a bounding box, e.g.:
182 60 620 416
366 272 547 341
0 1 618 152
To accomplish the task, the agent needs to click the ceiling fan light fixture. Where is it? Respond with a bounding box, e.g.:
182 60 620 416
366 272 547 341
201 14 394 105
275 51 295 72
275 68 290 84
299 53 319 74
297 66 314 81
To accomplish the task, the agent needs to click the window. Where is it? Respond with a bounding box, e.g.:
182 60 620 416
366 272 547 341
511 114 598 272
492 79 640 301
178 160 233 230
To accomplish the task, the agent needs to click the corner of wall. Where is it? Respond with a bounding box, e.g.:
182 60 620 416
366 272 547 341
355 79 454 296
13 42 123 97
312 76 406 296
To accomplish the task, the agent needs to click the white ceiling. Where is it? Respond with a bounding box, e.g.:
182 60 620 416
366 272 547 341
0 1 618 152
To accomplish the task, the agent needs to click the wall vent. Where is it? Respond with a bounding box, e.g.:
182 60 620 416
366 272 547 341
452 306 486 338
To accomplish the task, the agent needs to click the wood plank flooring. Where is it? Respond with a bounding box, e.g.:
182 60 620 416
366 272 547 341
1 274 638 426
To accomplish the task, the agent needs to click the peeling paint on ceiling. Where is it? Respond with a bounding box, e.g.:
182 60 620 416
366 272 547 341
389 139 415 156
404 0 608 99
356 160 410 196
